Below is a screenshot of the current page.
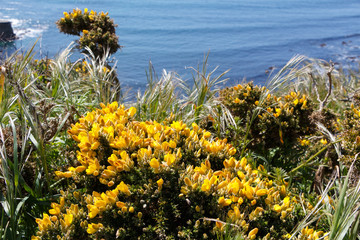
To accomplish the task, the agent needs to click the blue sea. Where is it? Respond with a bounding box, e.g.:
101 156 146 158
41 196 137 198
1 0 360 92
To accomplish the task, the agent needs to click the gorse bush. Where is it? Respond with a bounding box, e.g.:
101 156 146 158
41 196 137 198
32 103 304 239
339 103 360 171
57 8 120 57
220 82 315 149
220 82 316 169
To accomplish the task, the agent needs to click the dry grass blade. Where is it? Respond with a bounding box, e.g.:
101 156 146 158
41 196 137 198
291 158 360 240
180 53 235 131
82 46 121 105
289 172 338 240
136 62 180 122
265 55 308 94
316 122 341 159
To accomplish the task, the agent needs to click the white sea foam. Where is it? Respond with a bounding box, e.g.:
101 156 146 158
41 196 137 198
4 18 25 28
15 28 43 39
0 8 16 11
0 18 48 40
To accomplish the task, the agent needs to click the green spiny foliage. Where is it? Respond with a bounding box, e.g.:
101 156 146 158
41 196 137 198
220 82 316 169
339 102 360 170
32 103 305 240
57 8 120 57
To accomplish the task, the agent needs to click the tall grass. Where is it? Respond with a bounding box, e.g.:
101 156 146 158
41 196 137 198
135 62 181 122
135 53 235 136
181 54 235 134
290 161 360 240
47 43 95 114
0 44 47 239
82 46 122 105
0 66 17 124
0 112 44 239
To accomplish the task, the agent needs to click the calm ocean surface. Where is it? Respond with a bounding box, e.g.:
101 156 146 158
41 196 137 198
1 0 360 91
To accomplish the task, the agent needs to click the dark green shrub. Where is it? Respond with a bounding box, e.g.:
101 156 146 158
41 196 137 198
57 8 120 57
32 103 304 240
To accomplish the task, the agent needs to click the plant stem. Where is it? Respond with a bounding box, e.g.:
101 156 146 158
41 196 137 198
289 140 340 174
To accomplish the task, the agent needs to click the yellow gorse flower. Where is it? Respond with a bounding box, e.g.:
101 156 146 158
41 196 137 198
117 181 131 196
87 223 103 234
248 228 258 240
33 103 302 239
298 226 329 240
150 158 160 169
157 178 164 191
35 213 52 231
63 213 73 227
164 153 176 166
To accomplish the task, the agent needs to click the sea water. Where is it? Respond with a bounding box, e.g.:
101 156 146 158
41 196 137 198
1 0 360 92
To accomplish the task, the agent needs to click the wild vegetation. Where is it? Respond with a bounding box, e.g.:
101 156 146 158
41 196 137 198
1 8 360 240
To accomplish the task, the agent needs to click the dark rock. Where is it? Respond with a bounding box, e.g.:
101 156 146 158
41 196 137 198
347 56 357 60
0 21 16 42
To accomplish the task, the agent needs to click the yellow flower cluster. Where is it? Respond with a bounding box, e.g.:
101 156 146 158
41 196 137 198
33 102 240 238
33 102 306 239
298 138 310 146
290 226 328 240
32 193 86 240
221 82 315 159
232 84 266 105
86 182 131 220
73 60 111 82
226 84 309 117
74 60 88 74
181 154 296 239
62 102 234 186
257 91 308 120
61 8 107 23
57 8 120 57
351 103 360 118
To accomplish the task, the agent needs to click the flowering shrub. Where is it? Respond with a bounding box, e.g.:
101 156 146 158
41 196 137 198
57 8 120 57
180 156 305 239
220 82 315 148
339 104 360 170
220 82 316 168
32 103 304 239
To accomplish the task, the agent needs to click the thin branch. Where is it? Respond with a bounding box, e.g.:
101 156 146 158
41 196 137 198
200 217 241 229
320 62 334 112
